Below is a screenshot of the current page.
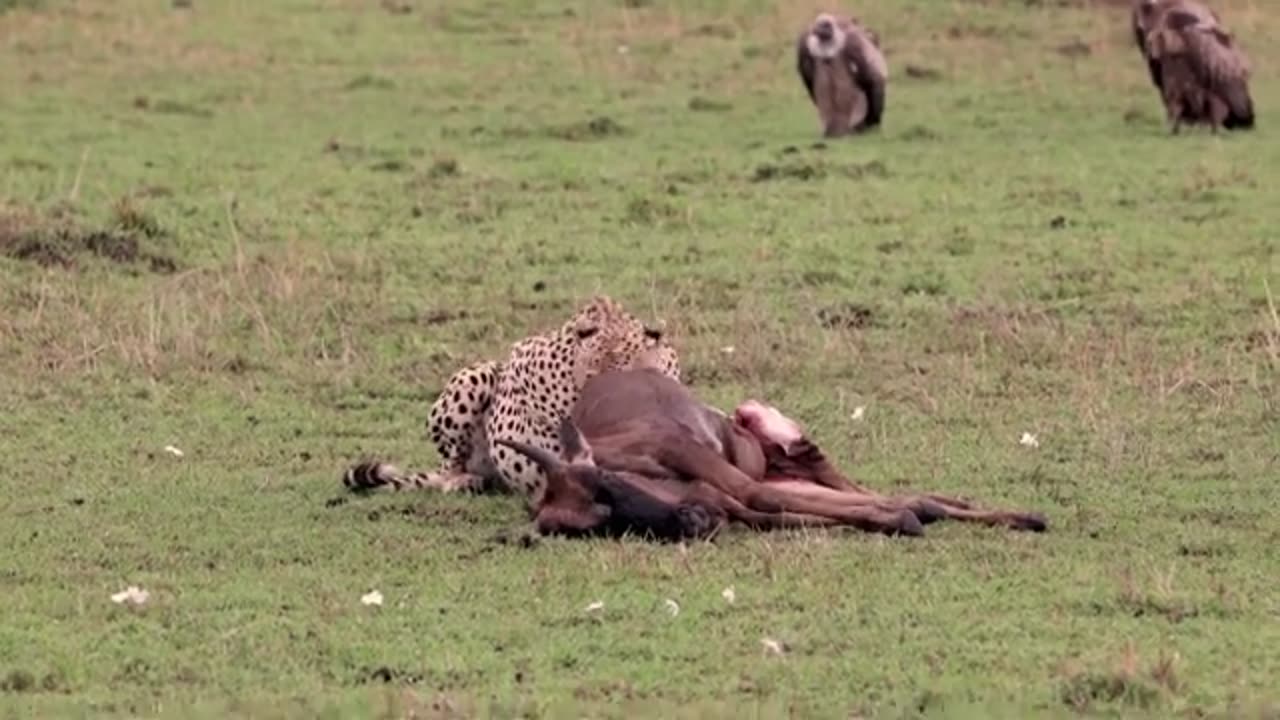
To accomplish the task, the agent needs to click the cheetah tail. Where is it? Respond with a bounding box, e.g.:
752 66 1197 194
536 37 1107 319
341 461 434 493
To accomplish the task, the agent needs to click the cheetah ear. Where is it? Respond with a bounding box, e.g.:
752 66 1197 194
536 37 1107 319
557 417 595 466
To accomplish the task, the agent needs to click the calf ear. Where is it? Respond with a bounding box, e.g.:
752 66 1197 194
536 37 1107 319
558 417 596 466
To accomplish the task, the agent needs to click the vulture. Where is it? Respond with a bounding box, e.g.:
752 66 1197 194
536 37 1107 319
1131 0 1254 133
796 13 888 138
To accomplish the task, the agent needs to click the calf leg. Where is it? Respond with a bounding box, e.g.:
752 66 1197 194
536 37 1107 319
591 442 862 534
732 404 1045 532
686 484 844 532
730 403 863 492
581 422 921 536
767 479 1045 532
645 435 923 536
815 480 1043 531
756 438 865 493
823 485 1044 531
762 480 944 521
903 501 1047 531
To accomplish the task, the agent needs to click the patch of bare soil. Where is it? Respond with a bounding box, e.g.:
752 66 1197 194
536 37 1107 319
751 159 889 183
0 201 178 273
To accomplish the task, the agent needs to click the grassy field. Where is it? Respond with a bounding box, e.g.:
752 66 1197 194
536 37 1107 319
1 0 1278 716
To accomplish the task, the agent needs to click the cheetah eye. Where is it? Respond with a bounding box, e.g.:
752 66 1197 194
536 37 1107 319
643 327 663 341
576 326 600 340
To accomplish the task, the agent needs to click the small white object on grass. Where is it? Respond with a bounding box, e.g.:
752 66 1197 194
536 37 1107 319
850 406 866 421
720 345 736 355
584 600 605 614
360 590 384 607
110 586 150 606
163 445 185 458
663 598 680 617
1019 432 1040 448
721 587 736 604
761 638 787 656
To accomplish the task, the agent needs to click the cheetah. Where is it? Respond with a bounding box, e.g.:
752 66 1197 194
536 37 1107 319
343 295 681 508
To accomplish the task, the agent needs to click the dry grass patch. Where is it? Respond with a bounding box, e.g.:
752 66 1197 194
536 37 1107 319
0 236 389 378
0 199 177 273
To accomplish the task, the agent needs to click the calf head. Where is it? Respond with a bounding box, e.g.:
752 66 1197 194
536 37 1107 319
495 418 720 542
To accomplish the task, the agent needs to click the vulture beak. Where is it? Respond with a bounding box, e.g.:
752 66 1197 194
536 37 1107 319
814 19 835 43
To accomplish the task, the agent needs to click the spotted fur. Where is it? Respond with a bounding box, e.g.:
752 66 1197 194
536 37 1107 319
342 296 680 508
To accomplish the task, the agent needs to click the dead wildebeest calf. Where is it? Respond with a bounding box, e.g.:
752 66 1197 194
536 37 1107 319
497 368 1048 542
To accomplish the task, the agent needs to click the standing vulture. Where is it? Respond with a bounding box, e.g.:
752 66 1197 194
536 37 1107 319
1131 0 1254 133
796 13 888 138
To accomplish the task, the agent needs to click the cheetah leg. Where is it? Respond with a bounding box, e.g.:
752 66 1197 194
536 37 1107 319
487 421 554 508
341 361 503 494
486 399 560 509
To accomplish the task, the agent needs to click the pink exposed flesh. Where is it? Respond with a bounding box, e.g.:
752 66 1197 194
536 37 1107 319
732 400 806 455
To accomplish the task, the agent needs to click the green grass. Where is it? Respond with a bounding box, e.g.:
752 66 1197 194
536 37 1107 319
1 0 1278 717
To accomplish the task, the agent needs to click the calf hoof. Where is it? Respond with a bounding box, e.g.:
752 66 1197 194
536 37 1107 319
1011 512 1048 532
911 499 949 525
889 510 924 537
675 503 721 540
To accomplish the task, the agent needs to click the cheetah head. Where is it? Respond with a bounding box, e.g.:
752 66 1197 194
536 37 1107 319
562 295 680 389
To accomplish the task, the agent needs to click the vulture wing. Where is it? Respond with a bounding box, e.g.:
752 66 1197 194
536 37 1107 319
1136 0 1223 91
1178 18 1255 127
1132 2 1164 90
840 22 888 129
796 32 818 104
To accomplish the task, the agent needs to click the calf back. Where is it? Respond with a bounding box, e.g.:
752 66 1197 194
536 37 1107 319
573 369 729 454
